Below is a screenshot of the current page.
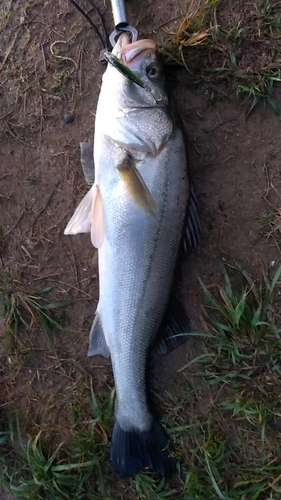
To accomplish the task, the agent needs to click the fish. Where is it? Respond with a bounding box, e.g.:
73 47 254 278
64 34 200 476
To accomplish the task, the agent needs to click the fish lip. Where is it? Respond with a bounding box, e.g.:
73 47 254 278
113 32 132 58
120 39 157 65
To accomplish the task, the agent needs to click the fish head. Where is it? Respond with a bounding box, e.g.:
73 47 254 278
107 36 168 108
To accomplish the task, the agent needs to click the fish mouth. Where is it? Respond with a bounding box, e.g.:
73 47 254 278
119 39 157 68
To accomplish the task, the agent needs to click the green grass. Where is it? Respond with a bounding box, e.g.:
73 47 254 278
51 69 75 98
161 0 281 117
1 36 76 101
259 210 281 250
0 389 114 500
1 261 281 499
0 270 71 355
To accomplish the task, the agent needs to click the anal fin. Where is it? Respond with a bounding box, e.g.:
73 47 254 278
151 295 190 358
87 313 110 358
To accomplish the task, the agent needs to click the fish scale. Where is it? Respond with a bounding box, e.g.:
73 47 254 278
97 127 188 427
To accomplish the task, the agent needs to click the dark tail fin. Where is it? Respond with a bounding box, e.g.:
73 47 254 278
110 420 178 477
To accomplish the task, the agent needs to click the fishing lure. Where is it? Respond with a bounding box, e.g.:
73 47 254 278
104 51 151 91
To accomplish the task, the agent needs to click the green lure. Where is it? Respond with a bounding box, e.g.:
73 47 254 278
104 51 150 91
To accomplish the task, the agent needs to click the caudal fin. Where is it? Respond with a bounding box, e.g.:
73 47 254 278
111 420 178 477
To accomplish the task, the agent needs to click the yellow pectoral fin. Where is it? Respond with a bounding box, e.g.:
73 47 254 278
91 185 105 248
117 156 157 217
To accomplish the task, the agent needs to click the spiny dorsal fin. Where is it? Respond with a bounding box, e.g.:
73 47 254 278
80 142 95 185
117 155 157 217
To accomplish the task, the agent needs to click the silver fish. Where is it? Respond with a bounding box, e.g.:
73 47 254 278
64 35 200 476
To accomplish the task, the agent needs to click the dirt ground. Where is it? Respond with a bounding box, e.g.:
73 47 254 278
0 489 12 500
1 0 281 497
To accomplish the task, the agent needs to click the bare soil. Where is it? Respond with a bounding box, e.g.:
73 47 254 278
0 490 13 500
0 0 281 495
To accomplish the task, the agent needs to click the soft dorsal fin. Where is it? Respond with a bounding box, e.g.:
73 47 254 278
64 183 105 249
117 155 157 217
151 295 190 358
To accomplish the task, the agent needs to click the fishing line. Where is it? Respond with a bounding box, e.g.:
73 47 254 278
69 0 108 50
86 0 107 43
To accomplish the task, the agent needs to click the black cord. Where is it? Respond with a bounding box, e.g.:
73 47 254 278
86 0 108 44
69 0 108 49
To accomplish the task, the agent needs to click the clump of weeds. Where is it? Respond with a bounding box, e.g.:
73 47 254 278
0 269 71 355
174 260 281 499
259 209 281 250
51 69 75 98
161 0 281 117
0 386 115 500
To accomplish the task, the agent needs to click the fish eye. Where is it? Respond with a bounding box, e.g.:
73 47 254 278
146 64 159 79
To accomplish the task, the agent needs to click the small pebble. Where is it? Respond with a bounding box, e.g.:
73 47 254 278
64 113 75 123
